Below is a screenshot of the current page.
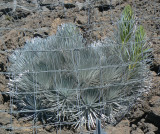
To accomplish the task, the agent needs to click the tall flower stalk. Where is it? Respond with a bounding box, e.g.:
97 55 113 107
116 5 151 78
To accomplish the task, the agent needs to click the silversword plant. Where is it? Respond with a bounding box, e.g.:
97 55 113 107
8 5 151 131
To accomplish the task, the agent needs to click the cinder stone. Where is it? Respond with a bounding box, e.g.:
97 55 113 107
149 96 160 107
105 120 131 134
0 112 11 125
131 128 144 134
75 2 84 10
0 128 7 134
76 14 88 24
145 123 158 132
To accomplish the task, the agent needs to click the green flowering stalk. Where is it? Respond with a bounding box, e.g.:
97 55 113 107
119 5 134 44
117 5 151 75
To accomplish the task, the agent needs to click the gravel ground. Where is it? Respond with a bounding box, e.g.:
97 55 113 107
0 0 159 133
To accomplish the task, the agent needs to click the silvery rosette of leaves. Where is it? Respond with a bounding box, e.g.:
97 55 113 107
7 5 151 131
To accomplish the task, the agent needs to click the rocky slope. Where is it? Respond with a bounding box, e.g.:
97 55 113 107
0 0 159 133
